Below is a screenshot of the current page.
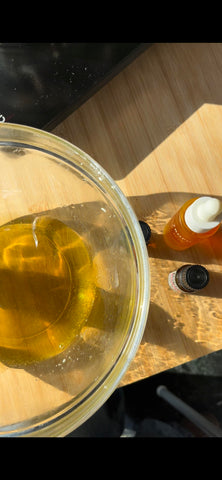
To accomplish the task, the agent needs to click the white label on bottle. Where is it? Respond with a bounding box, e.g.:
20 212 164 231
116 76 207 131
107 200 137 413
168 271 182 292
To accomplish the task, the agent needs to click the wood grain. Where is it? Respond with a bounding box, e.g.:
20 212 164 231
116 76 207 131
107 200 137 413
53 43 222 386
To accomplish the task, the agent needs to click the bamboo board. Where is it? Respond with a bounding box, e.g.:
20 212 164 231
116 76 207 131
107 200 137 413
53 42 222 386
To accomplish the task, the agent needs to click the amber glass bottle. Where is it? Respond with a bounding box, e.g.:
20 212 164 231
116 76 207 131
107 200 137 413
163 197 222 251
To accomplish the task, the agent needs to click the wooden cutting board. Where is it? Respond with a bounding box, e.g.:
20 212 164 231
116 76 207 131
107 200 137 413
53 42 222 386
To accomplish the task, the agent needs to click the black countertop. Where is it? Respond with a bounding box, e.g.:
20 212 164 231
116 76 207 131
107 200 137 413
0 43 150 131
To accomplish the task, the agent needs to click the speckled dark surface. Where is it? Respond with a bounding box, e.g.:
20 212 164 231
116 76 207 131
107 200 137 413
0 43 149 130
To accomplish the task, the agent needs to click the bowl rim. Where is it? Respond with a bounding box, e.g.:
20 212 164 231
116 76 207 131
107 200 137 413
0 123 150 436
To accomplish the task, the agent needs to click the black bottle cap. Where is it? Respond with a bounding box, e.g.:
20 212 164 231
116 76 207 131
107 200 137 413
186 265 209 290
139 220 151 244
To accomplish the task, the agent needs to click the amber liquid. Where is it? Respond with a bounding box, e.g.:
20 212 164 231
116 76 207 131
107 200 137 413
163 198 220 250
0 216 97 366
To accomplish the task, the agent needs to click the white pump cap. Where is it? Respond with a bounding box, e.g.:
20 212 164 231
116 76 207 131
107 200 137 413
184 196 222 233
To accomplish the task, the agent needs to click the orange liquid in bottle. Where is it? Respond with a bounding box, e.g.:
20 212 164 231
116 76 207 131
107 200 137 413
163 197 221 250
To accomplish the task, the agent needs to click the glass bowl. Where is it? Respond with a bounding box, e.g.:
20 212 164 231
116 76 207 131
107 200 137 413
0 123 150 436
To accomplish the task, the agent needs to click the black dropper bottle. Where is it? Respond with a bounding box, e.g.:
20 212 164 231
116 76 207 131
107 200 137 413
168 264 209 293
139 220 151 244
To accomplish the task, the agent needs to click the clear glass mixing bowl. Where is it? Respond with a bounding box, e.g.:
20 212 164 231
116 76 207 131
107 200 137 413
0 123 150 436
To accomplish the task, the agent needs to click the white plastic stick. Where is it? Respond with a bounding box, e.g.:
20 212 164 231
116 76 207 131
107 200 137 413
156 385 222 437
